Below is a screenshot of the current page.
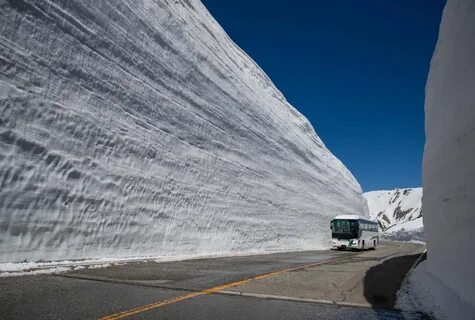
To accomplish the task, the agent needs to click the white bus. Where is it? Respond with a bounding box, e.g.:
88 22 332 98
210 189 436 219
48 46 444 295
330 215 379 250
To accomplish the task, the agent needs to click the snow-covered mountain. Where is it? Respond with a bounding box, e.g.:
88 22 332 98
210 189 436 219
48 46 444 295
0 0 367 263
364 188 423 241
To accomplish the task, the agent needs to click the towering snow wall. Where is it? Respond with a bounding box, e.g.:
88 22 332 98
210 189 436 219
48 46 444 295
420 0 475 317
0 0 367 263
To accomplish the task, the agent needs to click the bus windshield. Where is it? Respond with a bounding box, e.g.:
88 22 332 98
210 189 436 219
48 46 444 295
332 220 358 233
331 219 358 239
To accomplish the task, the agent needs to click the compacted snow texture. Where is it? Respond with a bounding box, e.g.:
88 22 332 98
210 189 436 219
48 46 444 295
0 0 367 263
364 188 423 241
397 261 475 320
413 0 475 318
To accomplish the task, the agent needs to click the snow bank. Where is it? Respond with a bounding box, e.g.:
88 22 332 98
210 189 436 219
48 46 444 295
397 261 474 320
418 0 475 317
0 0 367 263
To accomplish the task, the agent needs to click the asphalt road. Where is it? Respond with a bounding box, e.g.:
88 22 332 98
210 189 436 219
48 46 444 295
0 241 429 320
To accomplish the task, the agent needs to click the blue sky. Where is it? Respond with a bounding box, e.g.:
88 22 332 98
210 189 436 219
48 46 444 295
201 0 446 192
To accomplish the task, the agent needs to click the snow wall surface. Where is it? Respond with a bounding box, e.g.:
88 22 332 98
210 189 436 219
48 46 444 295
0 0 367 263
421 0 475 317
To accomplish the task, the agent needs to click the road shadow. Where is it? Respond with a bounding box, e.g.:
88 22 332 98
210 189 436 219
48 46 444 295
363 253 434 319
363 253 420 309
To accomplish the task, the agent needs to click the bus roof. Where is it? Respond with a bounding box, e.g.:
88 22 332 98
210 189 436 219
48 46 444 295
332 214 374 222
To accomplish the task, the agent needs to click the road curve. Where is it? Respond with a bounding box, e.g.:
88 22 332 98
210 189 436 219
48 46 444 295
0 241 428 319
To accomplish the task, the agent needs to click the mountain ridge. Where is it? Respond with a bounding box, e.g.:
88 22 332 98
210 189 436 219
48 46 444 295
364 187 423 241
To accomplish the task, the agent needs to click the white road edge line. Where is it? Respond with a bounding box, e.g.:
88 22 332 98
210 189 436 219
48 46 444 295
217 290 373 309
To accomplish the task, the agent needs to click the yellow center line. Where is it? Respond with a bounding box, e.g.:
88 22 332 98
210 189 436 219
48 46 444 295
98 257 341 320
